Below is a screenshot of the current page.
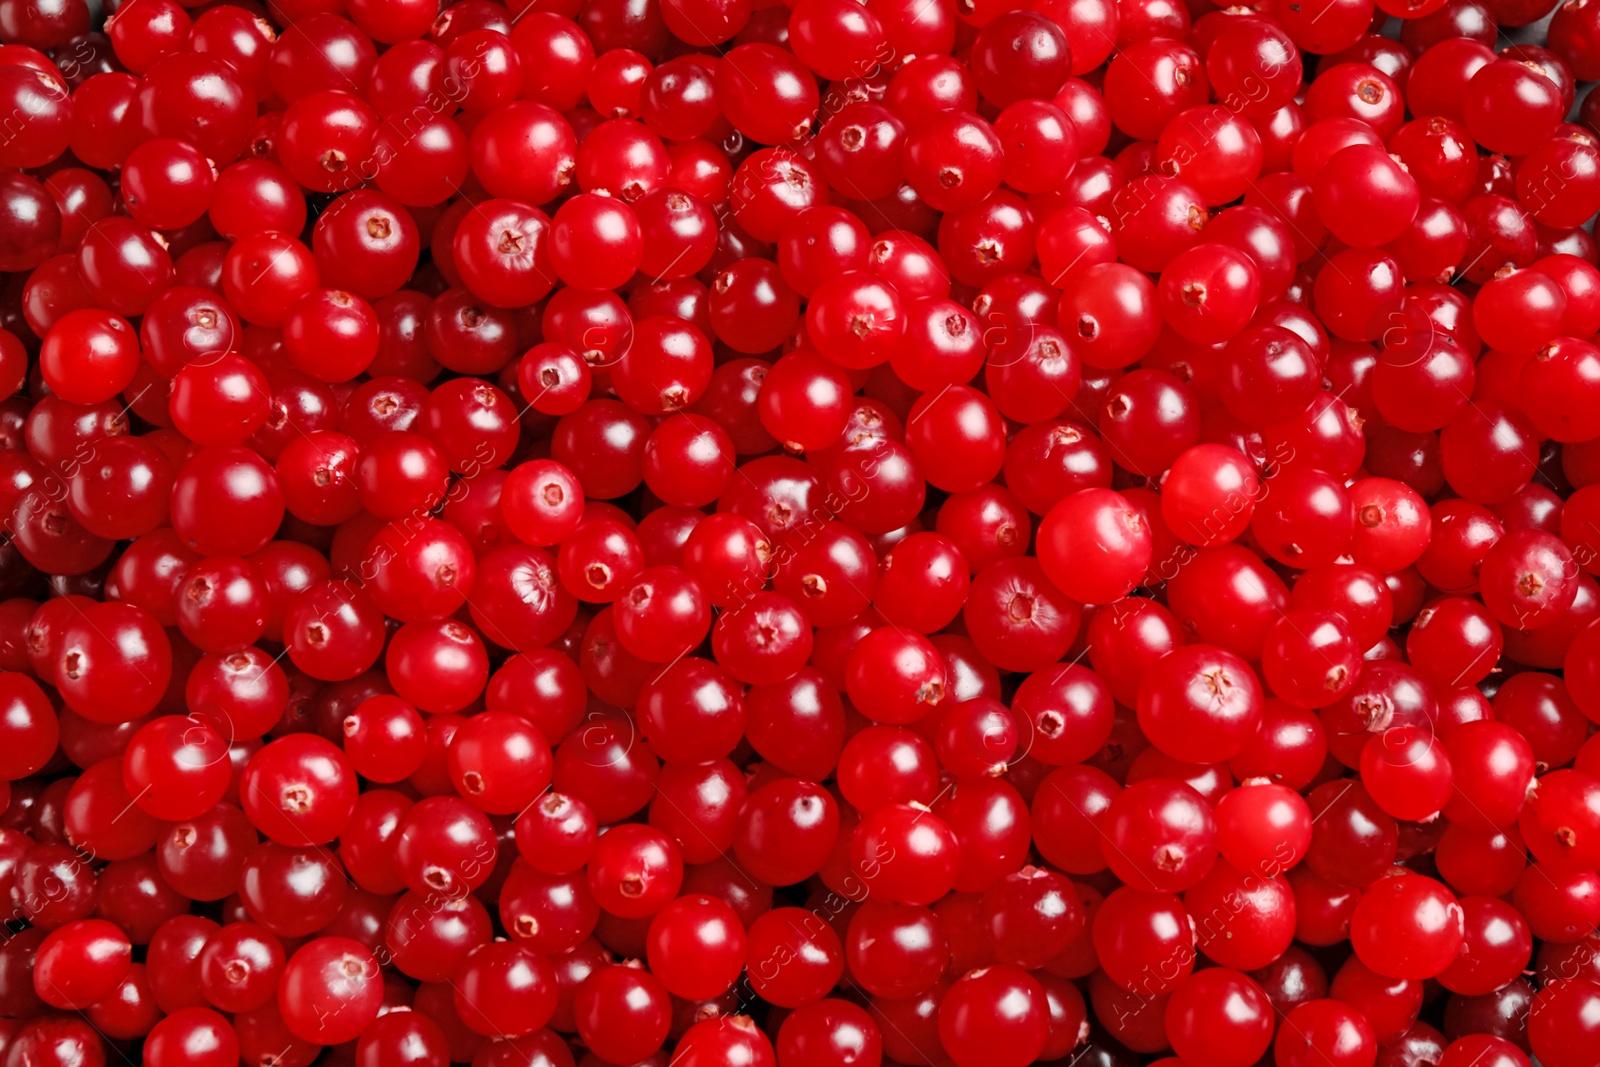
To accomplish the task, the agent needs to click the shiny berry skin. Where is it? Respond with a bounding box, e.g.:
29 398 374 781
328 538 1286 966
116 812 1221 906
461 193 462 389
446 711 553 815
1263 609 1362 708
34 918 132 1010
1351 875 1467 979
1361 724 1456 821
452 940 558 1037
39 308 140 405
588 823 683 919
902 111 1005 214
981 866 1084 970
1275 999 1379 1067
277 936 382 1044
1158 244 1263 345
1037 488 1152 605
1530 979 1600 1067
777 998 882 1066
1465 58 1563 156
1136 643 1263 763
1479 529 1579 630
144 1007 240 1067
239 734 358 845
938 965 1050 1067
3 5 1600 1058
1315 144 1421 248
1092 885 1195 994
851 802 962 906
1165 968 1276 1067
1104 778 1218 893
54 601 171 724
1163 443 1263 547
197 922 283 1013
716 44 818 145
733 777 838 888
170 446 285 557
645 893 746 1000
574 963 671 1064
122 715 232 821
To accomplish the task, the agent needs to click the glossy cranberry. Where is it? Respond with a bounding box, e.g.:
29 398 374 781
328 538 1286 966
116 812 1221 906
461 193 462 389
452 940 558 1038
1098 776 1218 894
713 43 816 146
123 715 232 822
1164 968 1275 1067
934 965 1049 1067
239 734 357 845
144 1006 239 1067
1273 998 1379 1067
33 917 131 1010
1135 643 1263 765
276 936 382 1044
7 4 1600 1058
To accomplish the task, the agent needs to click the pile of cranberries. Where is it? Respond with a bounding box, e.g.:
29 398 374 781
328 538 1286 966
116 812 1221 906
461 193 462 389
4 0 1600 1061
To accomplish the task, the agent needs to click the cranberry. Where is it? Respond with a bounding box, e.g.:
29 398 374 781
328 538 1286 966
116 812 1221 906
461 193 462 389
938 965 1050 1067
277 936 382 1044
34 917 132 1010
1166 968 1275 1067
239 734 357 845
0 5 1595 1061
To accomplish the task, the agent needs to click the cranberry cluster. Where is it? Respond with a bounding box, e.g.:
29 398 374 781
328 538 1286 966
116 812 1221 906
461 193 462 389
1 0 1600 1062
